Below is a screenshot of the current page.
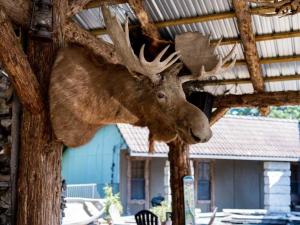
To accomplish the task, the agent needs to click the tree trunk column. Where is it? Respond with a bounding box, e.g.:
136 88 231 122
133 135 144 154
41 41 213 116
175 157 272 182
17 1 67 225
168 138 191 225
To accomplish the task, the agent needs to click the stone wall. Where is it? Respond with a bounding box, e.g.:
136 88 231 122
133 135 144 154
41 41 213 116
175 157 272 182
0 74 13 225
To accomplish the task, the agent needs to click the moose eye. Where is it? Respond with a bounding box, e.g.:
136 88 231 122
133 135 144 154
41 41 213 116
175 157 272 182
157 91 166 100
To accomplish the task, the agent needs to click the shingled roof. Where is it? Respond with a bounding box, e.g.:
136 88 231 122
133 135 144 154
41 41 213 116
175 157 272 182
117 116 300 161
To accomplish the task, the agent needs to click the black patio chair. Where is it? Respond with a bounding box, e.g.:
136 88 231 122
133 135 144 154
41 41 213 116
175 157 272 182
135 210 159 225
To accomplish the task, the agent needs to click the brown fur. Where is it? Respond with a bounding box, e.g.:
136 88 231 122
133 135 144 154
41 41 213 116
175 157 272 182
49 45 212 147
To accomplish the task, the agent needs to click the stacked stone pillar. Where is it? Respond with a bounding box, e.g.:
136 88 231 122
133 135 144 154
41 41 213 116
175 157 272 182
264 162 291 213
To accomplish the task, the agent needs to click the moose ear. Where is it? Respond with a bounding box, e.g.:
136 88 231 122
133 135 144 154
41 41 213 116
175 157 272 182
166 62 184 75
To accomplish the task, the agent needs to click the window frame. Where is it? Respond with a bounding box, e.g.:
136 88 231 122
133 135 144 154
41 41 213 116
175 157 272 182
194 160 215 211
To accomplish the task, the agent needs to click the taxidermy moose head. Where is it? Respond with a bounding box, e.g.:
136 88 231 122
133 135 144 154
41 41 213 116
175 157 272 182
49 6 236 148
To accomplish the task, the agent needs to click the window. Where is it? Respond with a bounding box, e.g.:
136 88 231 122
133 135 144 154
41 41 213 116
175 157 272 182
131 160 145 200
197 162 211 201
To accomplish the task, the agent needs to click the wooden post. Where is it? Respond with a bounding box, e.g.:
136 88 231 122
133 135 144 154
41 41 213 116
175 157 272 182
126 155 131 215
168 138 191 225
145 159 150 209
210 160 216 211
16 1 67 225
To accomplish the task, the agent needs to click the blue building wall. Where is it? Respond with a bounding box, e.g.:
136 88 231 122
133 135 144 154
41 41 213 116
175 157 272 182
62 125 127 197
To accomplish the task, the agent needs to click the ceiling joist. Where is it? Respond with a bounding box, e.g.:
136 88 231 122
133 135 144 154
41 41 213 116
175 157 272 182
196 74 300 86
86 0 127 8
213 91 300 108
226 55 300 67
90 23 300 47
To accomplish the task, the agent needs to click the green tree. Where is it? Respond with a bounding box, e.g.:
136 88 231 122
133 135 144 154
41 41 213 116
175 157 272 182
227 106 300 121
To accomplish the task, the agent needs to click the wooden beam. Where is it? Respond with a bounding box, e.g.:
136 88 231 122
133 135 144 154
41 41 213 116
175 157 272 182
86 0 127 8
231 55 300 67
0 0 31 26
213 91 300 108
211 30 300 46
64 20 119 64
168 139 190 225
260 55 300 64
90 11 236 35
259 106 270 116
233 0 264 92
91 24 300 45
210 107 228 126
196 74 300 86
68 0 95 17
69 0 127 17
0 7 43 114
127 0 160 40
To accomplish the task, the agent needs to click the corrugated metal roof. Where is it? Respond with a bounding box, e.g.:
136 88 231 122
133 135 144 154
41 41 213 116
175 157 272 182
117 116 300 161
73 0 300 95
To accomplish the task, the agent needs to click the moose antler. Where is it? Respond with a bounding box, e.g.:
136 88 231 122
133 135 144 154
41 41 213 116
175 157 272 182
101 6 180 83
175 33 237 83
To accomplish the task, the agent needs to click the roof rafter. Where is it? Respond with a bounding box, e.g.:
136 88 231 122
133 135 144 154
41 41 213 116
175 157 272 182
195 74 300 86
90 22 300 46
232 55 300 66
214 91 300 108
86 0 127 8
210 108 229 126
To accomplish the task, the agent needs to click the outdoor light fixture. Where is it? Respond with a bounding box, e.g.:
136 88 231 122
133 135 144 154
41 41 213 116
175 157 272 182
29 0 53 40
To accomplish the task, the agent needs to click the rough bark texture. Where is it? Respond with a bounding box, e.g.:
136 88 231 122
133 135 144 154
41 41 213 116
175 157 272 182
168 138 190 225
213 91 300 108
233 0 265 93
68 0 124 17
68 0 94 17
259 106 270 116
86 0 127 9
0 0 30 26
0 7 43 114
128 0 160 40
16 0 66 224
65 20 119 64
210 107 228 126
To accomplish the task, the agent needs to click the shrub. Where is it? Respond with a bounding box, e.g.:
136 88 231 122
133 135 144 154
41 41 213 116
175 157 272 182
150 201 171 222
103 185 123 220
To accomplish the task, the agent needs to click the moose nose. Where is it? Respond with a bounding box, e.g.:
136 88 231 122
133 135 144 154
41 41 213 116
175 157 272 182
190 127 212 143
202 129 212 143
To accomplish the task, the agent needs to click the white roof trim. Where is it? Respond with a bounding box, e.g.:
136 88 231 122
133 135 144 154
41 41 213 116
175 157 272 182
130 151 300 162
